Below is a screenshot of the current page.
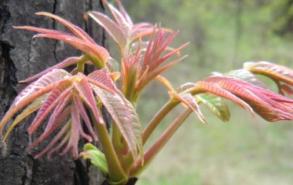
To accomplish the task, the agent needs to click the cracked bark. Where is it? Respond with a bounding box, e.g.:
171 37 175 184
0 0 107 185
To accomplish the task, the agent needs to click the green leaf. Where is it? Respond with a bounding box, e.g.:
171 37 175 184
81 143 108 174
196 94 230 122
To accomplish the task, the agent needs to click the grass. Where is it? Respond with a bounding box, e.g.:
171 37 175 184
137 109 293 185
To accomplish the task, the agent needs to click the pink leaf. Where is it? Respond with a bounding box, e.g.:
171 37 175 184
205 76 293 121
175 93 206 123
115 0 133 25
73 95 98 141
0 69 70 133
36 12 96 43
29 105 71 149
20 56 81 83
106 3 131 33
34 33 109 62
34 122 70 158
88 69 117 92
28 84 72 134
88 12 127 48
92 84 142 157
73 76 104 125
14 69 71 105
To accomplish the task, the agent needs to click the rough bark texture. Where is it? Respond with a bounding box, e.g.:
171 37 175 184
0 0 107 185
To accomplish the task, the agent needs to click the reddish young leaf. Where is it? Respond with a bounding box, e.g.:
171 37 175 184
114 0 133 26
35 121 71 159
105 2 131 32
0 69 70 134
156 75 206 123
27 82 73 134
33 32 108 63
90 70 143 158
73 76 105 125
36 12 96 43
3 97 44 141
62 105 90 158
121 29 188 100
189 80 254 114
226 69 266 88
1 68 118 159
29 106 71 150
175 93 206 123
204 76 293 121
14 69 71 105
89 0 158 50
15 12 110 66
131 23 157 41
88 12 127 49
244 61 293 95
244 61 293 85
74 96 98 141
20 56 81 83
88 70 117 92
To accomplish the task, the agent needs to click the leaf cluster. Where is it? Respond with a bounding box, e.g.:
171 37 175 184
0 1 293 185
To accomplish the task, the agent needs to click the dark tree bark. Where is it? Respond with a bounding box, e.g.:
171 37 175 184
0 0 107 185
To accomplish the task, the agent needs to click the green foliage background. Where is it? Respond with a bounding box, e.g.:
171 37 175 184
120 0 293 184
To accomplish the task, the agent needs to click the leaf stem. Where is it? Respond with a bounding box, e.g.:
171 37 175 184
131 108 192 176
142 100 179 144
77 55 88 73
142 85 204 145
88 54 104 69
94 120 128 184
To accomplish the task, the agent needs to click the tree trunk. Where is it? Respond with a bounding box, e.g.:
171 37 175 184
0 0 107 185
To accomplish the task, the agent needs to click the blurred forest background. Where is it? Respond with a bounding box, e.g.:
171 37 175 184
118 0 293 185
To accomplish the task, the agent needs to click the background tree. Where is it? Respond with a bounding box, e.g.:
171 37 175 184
0 0 107 184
